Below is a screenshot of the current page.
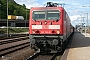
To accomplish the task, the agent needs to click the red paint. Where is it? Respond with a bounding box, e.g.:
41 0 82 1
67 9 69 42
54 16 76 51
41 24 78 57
29 7 71 35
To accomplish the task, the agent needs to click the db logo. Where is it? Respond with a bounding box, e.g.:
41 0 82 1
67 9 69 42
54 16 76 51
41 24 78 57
42 25 48 29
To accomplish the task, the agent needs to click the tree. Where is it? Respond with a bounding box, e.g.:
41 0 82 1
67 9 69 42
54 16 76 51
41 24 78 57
0 0 30 20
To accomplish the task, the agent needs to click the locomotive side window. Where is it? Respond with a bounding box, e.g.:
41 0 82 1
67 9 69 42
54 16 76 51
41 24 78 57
47 10 60 20
33 11 45 20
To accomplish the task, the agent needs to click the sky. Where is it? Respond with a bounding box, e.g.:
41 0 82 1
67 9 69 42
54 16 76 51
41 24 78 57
14 0 90 27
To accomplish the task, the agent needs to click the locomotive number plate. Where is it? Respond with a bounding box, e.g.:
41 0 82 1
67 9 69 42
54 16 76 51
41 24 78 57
42 25 49 29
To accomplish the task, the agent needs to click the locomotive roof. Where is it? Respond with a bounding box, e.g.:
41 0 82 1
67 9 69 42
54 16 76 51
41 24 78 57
30 7 64 10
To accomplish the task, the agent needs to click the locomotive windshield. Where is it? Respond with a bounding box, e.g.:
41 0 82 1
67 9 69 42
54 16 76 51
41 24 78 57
33 11 45 20
33 10 60 20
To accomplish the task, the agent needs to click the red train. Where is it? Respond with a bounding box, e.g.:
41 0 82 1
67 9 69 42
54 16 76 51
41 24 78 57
29 2 74 53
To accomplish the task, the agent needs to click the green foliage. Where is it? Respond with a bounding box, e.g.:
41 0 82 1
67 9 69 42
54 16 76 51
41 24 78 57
0 0 30 20
9 28 28 33
0 28 28 34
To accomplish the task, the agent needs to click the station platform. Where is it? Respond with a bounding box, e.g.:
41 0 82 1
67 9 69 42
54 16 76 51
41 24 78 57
61 32 90 60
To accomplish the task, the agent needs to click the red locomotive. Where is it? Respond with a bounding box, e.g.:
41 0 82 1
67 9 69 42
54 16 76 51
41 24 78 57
29 2 74 53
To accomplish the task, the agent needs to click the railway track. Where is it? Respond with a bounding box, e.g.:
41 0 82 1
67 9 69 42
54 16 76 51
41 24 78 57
0 34 35 60
34 54 55 60
0 34 28 40
27 52 62 60
0 34 63 60
0 36 29 45
26 34 73 60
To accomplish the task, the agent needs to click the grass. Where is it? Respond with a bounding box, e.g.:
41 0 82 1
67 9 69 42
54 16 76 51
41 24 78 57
0 28 28 34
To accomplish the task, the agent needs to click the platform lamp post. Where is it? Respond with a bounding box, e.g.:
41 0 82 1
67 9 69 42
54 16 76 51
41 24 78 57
81 17 85 33
7 0 9 37
85 13 88 36
82 5 89 36
85 13 88 28
82 6 89 27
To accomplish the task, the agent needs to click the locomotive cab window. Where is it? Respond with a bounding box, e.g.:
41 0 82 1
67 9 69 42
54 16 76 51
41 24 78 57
47 10 60 20
33 11 45 20
32 10 60 20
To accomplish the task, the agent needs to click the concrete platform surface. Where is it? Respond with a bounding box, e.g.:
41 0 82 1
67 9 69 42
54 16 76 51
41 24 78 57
61 32 90 60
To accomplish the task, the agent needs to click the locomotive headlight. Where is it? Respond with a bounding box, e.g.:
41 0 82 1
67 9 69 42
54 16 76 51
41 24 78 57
32 30 35 34
56 31 60 34
53 39 58 45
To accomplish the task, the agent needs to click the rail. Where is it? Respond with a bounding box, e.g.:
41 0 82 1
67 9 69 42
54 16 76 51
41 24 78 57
0 35 35 60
